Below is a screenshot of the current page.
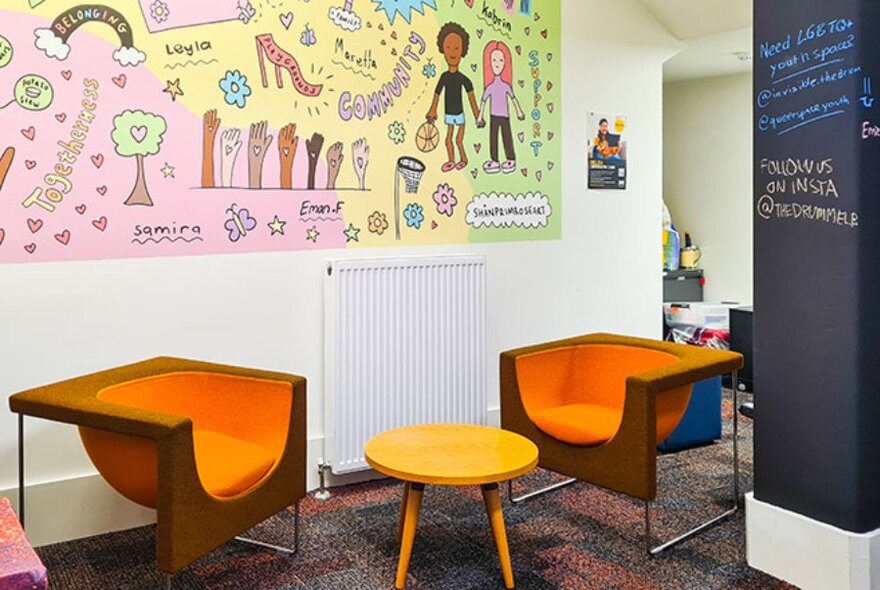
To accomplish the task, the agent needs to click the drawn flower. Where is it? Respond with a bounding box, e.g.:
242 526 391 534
432 183 457 217
149 0 170 24
388 121 406 145
219 70 252 109
403 203 424 229
422 61 437 78
367 210 389 235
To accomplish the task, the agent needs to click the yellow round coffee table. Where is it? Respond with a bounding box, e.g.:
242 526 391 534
365 423 539 589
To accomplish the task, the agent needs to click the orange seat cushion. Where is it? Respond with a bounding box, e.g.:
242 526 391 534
530 403 623 446
192 430 275 498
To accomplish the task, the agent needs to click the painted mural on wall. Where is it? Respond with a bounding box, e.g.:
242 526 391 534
0 0 560 263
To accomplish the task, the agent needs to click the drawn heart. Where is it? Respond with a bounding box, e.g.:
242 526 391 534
546 81 553 92
548 162 555 170
61 70 72 81
391 48 398 56
515 45 522 55
547 53 554 62
534 12 540 21
25 160 36 170
92 216 108 231
27 218 43 233
520 168 528 177
391 31 397 40
476 29 483 39
517 132 525 143
54 230 70 245
279 12 294 30
470 168 478 179
253 145 262 156
547 103 554 113
21 127 35 141
0 228 4 246
524 27 530 36
24 243 36 254
464 0 473 6
55 113 67 123
474 143 481 153
283 147 290 157
381 39 387 45
75 204 86 215
431 220 438 229
112 74 127 88
366 21 372 28
225 145 234 155
96 185 107 196
378 23 384 30
541 29 548 39
536 170 542 181
91 154 104 168
548 131 555 141
130 126 148 142
470 63 477 72
517 79 524 88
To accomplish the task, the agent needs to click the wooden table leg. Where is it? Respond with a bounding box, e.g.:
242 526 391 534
395 482 424 589
482 483 514 589
396 482 411 543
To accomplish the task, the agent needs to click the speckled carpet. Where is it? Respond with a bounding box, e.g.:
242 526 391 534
36 391 795 589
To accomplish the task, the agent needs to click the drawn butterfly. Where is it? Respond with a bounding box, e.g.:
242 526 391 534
225 204 257 242
301 24 317 46
237 0 255 24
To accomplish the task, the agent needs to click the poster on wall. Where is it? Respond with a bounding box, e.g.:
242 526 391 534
586 112 627 190
0 1 561 264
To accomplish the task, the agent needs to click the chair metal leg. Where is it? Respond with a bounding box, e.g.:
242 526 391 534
646 370 740 556
18 414 24 529
234 499 300 555
507 476 577 504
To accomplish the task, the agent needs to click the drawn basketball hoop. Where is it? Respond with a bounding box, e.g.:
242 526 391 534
394 156 426 240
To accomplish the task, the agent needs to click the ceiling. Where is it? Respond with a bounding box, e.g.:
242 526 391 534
638 0 754 82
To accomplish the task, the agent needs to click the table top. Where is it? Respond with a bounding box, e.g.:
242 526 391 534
365 424 539 486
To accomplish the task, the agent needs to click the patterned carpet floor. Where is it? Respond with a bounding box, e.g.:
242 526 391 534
36 391 796 589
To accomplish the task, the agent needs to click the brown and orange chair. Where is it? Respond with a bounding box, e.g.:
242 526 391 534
500 333 743 555
8 357 306 588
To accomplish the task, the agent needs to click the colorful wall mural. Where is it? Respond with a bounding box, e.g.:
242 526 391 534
0 0 560 263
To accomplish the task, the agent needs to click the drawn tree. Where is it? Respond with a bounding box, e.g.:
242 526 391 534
111 110 167 206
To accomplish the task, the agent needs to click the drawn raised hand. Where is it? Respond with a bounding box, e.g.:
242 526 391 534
326 141 344 190
219 128 242 188
247 120 273 189
201 109 221 188
306 132 324 190
278 123 299 189
352 138 370 191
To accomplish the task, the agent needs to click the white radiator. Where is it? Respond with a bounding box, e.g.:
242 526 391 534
323 255 487 474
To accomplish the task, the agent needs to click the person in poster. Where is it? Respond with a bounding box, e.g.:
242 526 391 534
587 112 627 189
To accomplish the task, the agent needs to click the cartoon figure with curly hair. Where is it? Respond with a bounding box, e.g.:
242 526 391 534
426 22 480 173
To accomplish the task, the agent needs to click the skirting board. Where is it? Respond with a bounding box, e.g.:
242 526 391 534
746 492 880 590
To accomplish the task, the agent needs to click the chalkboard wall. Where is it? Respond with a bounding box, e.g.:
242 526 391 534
754 0 880 532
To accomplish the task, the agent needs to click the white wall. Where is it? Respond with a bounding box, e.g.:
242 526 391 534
0 0 680 545
663 73 753 304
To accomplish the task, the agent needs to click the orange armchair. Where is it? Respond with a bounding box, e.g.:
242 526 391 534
8 357 306 583
500 333 743 554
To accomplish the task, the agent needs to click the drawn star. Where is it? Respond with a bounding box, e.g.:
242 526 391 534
160 163 176 178
371 0 436 25
306 225 320 243
163 78 184 101
343 223 361 242
268 215 287 235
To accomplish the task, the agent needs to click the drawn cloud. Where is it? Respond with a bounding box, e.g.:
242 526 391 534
34 28 70 61
466 192 552 229
113 46 147 67
329 6 362 31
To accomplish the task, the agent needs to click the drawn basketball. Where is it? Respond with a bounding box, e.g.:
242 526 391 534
415 121 439 153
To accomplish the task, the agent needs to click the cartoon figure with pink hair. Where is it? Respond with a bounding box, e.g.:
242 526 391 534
476 40 525 174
